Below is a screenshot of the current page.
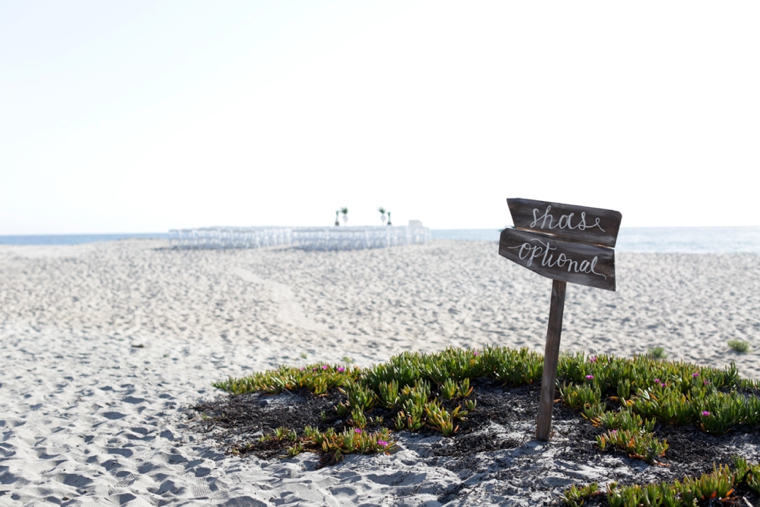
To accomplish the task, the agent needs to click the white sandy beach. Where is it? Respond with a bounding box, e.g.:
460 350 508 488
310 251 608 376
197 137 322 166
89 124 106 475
2 239 760 506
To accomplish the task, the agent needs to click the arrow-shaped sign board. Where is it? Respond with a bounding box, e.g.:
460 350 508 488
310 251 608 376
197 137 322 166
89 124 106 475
499 198 622 441
507 198 622 248
499 228 616 291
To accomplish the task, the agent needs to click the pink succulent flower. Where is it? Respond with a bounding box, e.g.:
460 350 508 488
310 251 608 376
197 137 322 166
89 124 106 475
585 374 594 380
322 365 329 370
377 440 388 447
692 372 699 378
589 356 597 363
702 411 711 417
337 366 345 373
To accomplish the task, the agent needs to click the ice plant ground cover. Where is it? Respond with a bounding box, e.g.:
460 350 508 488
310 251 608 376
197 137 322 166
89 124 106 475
194 347 760 503
564 457 760 506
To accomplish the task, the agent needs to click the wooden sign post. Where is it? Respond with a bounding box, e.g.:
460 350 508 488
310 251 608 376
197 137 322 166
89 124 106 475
498 198 622 441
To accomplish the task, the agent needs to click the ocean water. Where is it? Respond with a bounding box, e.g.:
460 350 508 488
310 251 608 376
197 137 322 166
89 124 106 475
0 233 169 246
1 228 760 253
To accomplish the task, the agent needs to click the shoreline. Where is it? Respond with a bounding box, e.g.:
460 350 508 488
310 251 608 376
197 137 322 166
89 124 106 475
3 225 760 254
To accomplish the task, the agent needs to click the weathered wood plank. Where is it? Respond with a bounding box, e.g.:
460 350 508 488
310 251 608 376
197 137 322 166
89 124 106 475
507 198 622 248
499 227 616 291
536 279 566 441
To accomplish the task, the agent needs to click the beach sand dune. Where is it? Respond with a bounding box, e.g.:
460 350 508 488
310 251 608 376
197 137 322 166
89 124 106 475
1 240 759 505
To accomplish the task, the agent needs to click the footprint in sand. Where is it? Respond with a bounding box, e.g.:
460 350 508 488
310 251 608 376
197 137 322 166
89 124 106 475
234 268 328 333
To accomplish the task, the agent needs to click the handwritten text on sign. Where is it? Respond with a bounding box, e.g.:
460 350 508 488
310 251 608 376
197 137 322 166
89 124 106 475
499 229 617 291
508 198 622 248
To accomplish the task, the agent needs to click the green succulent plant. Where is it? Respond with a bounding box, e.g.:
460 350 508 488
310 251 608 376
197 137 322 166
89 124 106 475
212 346 759 465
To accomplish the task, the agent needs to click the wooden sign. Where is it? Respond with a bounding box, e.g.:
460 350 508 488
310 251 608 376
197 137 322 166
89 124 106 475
508 198 622 248
499 228 616 291
498 198 622 441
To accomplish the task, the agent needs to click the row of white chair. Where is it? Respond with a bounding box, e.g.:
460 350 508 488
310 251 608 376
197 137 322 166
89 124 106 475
168 227 293 249
291 226 430 251
168 225 430 250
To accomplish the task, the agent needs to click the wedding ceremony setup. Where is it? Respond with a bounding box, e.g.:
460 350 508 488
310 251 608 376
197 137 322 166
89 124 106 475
168 222 431 251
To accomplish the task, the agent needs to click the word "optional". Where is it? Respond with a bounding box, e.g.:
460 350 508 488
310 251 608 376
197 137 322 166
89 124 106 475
508 238 606 279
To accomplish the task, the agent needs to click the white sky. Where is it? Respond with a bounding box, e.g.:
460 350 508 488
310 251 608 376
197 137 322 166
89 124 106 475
2 1 759 234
